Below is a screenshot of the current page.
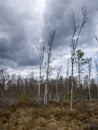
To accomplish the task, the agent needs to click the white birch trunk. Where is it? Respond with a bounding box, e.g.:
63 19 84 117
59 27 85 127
44 83 48 106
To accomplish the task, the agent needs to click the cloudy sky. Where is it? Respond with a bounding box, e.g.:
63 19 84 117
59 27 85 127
0 0 98 78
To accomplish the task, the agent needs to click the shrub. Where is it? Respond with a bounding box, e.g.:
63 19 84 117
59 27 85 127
19 95 28 101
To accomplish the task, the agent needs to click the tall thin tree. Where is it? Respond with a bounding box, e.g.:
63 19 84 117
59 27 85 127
37 42 45 103
75 49 92 108
88 58 92 101
44 30 56 106
95 61 98 100
70 7 88 112
95 35 98 99
55 66 62 102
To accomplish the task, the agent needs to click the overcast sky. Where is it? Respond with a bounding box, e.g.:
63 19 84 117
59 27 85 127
0 0 98 78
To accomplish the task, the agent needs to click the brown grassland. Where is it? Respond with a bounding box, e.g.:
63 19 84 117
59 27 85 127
0 100 98 130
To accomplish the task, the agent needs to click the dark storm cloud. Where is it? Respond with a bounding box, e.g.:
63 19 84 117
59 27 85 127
0 0 40 68
42 0 72 46
42 0 98 49
0 0 98 72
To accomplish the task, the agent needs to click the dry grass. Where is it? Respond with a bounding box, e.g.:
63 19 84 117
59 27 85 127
0 100 98 130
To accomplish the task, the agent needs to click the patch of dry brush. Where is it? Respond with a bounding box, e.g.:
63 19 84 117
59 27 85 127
0 100 98 130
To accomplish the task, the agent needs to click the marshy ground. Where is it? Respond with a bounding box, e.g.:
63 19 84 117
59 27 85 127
0 100 98 130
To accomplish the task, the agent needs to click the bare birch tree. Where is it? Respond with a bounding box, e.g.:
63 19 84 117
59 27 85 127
95 35 98 99
37 42 45 103
88 58 92 101
44 30 56 106
95 61 98 100
55 67 62 102
66 59 70 99
70 7 88 112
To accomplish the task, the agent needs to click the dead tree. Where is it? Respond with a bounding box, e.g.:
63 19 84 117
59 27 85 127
95 35 98 99
44 30 56 106
66 59 70 98
0 69 9 107
37 42 45 103
70 7 88 112
95 61 98 100
88 58 92 101
55 67 62 102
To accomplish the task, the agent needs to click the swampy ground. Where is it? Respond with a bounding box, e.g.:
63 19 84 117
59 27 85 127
0 100 98 130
